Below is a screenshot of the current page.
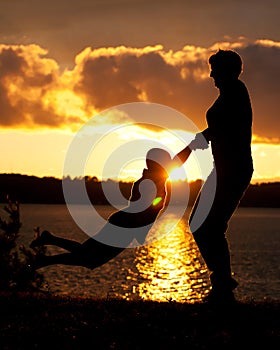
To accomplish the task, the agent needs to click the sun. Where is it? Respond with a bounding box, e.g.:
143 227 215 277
168 166 188 182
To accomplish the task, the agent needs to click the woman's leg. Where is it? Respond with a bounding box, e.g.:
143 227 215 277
190 173 250 299
189 174 232 289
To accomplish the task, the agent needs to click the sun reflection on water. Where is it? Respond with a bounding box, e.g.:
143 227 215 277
122 214 211 303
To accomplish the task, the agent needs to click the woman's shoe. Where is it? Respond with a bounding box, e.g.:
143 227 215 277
203 288 237 306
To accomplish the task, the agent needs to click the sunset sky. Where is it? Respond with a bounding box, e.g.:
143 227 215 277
0 0 279 183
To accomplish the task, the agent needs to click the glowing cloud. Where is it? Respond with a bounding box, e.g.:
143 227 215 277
0 39 279 143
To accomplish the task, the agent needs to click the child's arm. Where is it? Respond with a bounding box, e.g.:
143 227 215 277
173 145 192 165
172 139 196 166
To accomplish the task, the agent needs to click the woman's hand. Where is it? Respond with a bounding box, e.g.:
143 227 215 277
190 130 209 150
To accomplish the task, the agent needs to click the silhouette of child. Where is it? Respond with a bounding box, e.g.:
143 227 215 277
30 147 191 270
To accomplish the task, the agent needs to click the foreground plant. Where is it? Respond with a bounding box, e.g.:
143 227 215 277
0 197 46 292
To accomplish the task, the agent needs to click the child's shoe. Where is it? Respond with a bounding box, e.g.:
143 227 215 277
30 230 52 248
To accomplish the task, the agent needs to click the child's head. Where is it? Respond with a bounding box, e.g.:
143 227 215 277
146 148 172 175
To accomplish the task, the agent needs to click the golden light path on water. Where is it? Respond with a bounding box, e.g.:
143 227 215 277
120 214 211 303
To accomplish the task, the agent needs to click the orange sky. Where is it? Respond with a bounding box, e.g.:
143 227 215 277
0 0 279 183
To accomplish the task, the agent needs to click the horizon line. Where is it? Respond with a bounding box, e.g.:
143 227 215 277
0 172 280 185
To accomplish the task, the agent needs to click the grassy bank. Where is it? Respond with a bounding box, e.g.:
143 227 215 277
0 293 279 349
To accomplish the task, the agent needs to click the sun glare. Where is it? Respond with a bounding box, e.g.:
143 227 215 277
134 217 210 303
169 166 188 182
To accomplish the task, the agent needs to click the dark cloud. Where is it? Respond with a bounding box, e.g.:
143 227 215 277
237 41 280 140
75 46 214 130
0 47 28 125
0 45 73 128
0 47 26 75
75 41 280 141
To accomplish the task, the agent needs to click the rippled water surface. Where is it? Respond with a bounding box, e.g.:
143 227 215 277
12 204 280 302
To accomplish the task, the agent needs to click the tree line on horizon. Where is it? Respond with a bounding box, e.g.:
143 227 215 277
0 173 279 207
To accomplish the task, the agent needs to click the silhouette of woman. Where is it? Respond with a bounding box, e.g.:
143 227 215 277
30 148 178 270
179 49 254 304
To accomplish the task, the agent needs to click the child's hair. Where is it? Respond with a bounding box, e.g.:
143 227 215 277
146 148 172 171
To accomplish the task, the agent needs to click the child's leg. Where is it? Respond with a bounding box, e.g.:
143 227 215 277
46 233 82 253
30 230 81 253
33 240 125 270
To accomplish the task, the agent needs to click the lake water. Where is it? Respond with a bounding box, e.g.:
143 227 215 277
10 204 280 302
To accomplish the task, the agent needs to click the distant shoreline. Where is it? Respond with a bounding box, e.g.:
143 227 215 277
0 173 279 207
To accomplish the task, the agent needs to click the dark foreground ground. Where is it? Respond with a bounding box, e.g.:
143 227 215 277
0 293 279 349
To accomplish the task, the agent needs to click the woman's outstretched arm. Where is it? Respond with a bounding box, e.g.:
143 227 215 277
172 130 210 166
